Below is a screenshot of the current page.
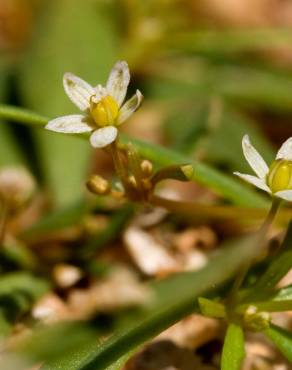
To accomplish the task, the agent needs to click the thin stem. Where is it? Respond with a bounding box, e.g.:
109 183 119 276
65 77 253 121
0 200 9 246
0 104 48 127
149 194 289 224
109 139 129 189
227 198 281 309
259 198 281 234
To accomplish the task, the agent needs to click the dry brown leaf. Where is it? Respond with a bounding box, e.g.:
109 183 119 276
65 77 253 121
68 267 151 317
53 264 82 289
124 225 180 276
32 293 73 324
156 314 220 350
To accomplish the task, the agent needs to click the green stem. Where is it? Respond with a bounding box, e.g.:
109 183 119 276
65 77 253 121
0 200 8 246
227 198 281 309
0 104 48 126
109 139 129 190
0 104 269 208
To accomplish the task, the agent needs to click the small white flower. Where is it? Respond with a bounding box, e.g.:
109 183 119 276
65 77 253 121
234 135 292 201
45 61 143 148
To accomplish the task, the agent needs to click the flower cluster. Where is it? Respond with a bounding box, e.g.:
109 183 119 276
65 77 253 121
46 61 143 148
235 135 292 201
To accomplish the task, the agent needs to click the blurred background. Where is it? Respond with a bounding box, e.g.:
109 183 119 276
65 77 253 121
1 1 292 369
1 0 292 208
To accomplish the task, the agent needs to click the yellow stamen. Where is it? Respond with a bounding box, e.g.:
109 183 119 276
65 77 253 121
90 95 119 127
267 159 292 193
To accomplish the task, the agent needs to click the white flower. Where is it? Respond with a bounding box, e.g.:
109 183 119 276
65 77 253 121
45 61 143 148
234 135 292 201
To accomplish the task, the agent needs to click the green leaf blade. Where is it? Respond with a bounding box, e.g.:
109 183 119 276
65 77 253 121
265 324 292 362
221 323 245 370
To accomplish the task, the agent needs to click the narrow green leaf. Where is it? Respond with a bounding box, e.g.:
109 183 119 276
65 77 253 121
0 272 49 320
265 324 292 362
221 323 245 370
66 235 259 370
0 64 26 166
19 0 117 206
243 221 292 302
202 108 275 173
80 205 134 257
198 297 226 318
0 105 269 207
122 135 269 208
170 28 292 54
147 61 292 112
272 285 292 301
0 272 49 301
22 199 88 239
238 285 292 313
238 300 292 313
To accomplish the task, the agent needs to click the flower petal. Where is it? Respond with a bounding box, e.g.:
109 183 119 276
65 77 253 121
117 90 143 125
234 172 271 193
242 135 269 179
92 84 107 103
275 190 292 201
63 73 95 111
90 126 118 148
106 61 130 107
276 137 292 161
46 115 93 133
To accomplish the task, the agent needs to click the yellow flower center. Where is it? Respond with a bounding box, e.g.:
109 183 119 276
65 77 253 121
90 95 119 127
267 159 292 193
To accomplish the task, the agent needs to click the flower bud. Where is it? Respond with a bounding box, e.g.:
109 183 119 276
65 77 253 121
86 175 110 195
140 160 153 177
90 95 119 126
244 305 270 332
0 167 35 208
267 159 292 193
128 175 137 188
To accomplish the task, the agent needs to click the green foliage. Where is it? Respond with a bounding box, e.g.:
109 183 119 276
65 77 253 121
0 64 26 167
0 106 269 207
242 221 292 302
1 8 292 367
221 323 245 370
265 324 292 362
121 135 269 207
19 0 117 206
46 235 258 370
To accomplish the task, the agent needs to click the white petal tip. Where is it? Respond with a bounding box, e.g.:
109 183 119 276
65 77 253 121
136 89 143 101
276 137 292 160
242 134 251 146
90 126 118 148
241 134 269 179
115 60 129 69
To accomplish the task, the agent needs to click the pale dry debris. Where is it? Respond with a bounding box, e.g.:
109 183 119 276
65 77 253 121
124 225 179 276
133 206 168 228
173 227 217 253
244 340 288 370
277 267 292 289
32 293 73 323
191 0 271 27
182 250 208 271
68 267 151 317
53 264 82 289
124 340 206 370
270 312 292 329
156 314 220 350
